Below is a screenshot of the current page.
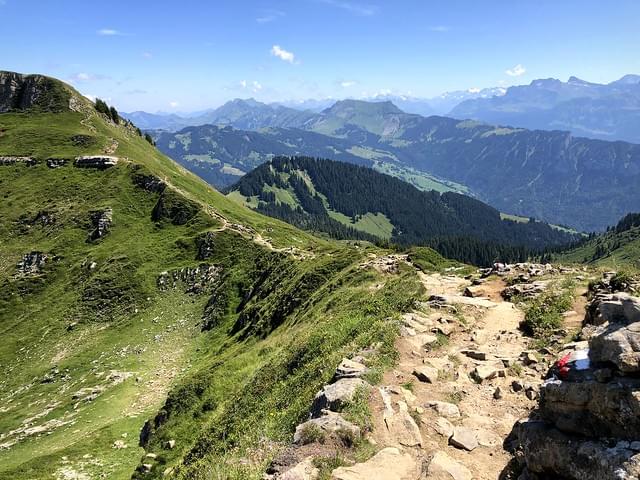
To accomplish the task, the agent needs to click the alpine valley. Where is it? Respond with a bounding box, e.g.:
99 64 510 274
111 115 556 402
145 87 640 232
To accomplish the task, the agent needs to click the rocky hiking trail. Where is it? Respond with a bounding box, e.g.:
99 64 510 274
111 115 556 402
266 259 602 480
363 271 534 480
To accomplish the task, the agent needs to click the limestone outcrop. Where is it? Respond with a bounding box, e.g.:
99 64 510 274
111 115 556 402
0 71 70 112
88 208 113 241
74 156 119 169
511 281 640 479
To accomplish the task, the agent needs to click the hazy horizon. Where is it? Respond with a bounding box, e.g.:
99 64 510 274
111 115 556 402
3 0 639 112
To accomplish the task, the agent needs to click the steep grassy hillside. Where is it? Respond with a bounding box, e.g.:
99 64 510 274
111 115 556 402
226 156 579 266
0 72 422 479
553 213 640 269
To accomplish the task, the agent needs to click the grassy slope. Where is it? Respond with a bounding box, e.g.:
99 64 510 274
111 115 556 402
0 79 422 479
555 226 640 270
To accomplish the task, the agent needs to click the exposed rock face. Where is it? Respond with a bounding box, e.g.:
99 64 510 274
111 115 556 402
586 292 640 326
88 208 113 241
513 420 640 479
74 156 119 169
157 264 222 294
46 158 68 168
16 251 48 276
195 231 216 260
0 156 36 166
132 173 166 193
0 71 70 112
310 378 367 418
540 377 640 439
512 287 640 479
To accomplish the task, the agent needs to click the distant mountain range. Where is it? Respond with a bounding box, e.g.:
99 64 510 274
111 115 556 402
226 156 578 265
275 87 507 117
151 97 640 232
123 86 508 131
126 75 640 145
451 75 640 143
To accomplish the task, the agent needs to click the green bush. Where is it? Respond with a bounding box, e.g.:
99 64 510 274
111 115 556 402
521 283 574 339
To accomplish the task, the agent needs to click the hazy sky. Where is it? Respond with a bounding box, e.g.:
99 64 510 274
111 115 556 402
2 0 639 112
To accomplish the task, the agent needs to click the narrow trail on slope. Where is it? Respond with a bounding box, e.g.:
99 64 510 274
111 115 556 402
364 272 542 479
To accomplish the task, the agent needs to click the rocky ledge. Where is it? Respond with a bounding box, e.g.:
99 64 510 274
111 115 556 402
511 276 640 479
74 156 119 169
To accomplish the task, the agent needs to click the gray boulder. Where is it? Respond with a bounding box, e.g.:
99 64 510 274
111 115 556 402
293 411 360 445
310 378 367 418
335 358 368 380
590 321 640 373
540 377 640 440
585 292 640 326
513 420 640 480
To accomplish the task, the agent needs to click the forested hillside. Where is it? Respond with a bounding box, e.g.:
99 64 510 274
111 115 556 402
227 156 578 265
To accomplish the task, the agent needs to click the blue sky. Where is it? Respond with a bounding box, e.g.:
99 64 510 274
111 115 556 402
2 0 639 112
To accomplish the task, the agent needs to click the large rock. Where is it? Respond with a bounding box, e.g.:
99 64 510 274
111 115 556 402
311 378 367 418
540 377 640 440
424 401 460 420
413 366 438 383
449 427 478 451
585 292 640 326
513 420 640 480
384 401 422 447
512 288 640 479
335 358 368 380
74 155 119 169
502 281 548 300
293 411 360 445
280 457 319 480
590 321 640 373
330 447 421 480
427 451 472 480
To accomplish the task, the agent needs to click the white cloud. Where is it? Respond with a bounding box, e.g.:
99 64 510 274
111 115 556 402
68 72 108 83
505 64 526 77
142 52 153 59
318 0 378 16
169 101 180 108
97 28 125 36
238 80 263 93
340 80 357 88
271 45 295 63
256 10 285 23
429 25 450 32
